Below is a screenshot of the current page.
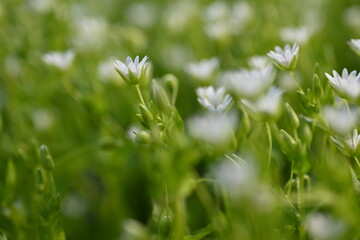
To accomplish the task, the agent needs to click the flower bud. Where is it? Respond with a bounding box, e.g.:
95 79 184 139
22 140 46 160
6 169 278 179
159 207 174 237
162 74 179 106
299 122 313 145
285 103 300 130
139 104 154 128
312 73 324 99
151 79 172 113
35 168 45 193
279 129 297 153
134 131 151 144
40 145 54 171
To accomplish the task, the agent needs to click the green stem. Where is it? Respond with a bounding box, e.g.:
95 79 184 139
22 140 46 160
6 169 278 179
286 161 294 197
135 84 146 106
344 99 351 114
290 71 304 93
172 198 186 240
265 122 272 169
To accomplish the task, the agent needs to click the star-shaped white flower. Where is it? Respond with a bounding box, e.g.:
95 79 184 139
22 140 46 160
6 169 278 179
196 86 232 112
185 57 219 83
114 56 149 85
325 68 360 101
322 104 357 136
348 39 360 55
267 43 299 71
222 65 275 99
187 113 237 147
241 87 283 121
331 129 360 156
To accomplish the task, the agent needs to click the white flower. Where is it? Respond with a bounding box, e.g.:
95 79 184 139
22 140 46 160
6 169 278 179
29 0 55 13
196 86 232 112
213 155 256 195
97 58 121 84
267 43 299 71
73 17 108 52
241 87 283 120
126 2 156 28
185 57 219 83
248 55 271 69
322 104 357 136
114 56 149 85
325 68 360 101
222 65 275 99
42 50 75 70
127 125 142 142
203 1 252 39
187 113 237 146
280 27 311 44
32 108 54 131
348 39 360 55
306 213 345 240
163 1 197 33
331 129 360 156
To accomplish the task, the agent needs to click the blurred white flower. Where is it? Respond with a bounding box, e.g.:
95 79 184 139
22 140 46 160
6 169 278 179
126 2 156 28
73 17 108 52
344 6 360 34
29 0 55 13
196 86 232 112
322 104 357 136
248 55 271 69
213 156 256 194
161 44 193 70
42 50 75 70
97 58 121 84
280 27 311 44
267 43 299 71
348 39 360 55
222 65 275 99
163 1 197 33
203 1 252 39
187 113 237 146
241 87 283 120
230 1 252 34
185 57 219 83
114 56 149 85
62 194 88 219
325 68 360 101
331 129 360 156
306 213 345 240
5 55 22 78
32 109 54 131
127 125 142 142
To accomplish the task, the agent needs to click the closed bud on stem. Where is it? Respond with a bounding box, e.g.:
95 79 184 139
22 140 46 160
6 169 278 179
134 131 151 144
285 103 300 130
162 74 179 106
151 79 172 113
299 122 313 145
312 73 324 99
49 193 61 212
159 207 174 237
40 145 54 171
280 129 297 153
35 168 45 193
139 104 154 127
